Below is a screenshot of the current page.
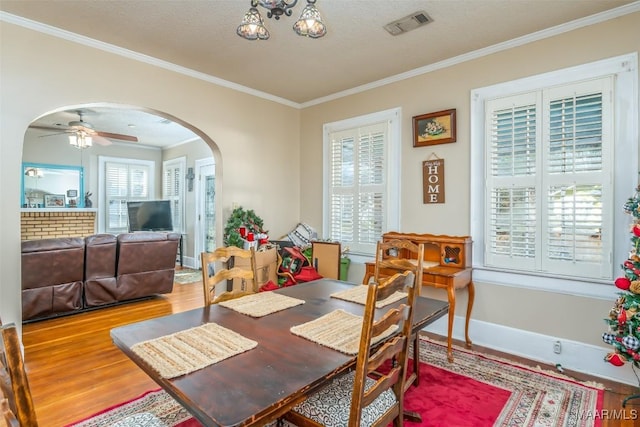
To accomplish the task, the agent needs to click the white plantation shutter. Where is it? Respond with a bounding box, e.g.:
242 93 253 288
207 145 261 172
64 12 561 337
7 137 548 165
329 122 387 254
162 157 186 233
484 77 613 279
105 160 151 233
486 94 538 270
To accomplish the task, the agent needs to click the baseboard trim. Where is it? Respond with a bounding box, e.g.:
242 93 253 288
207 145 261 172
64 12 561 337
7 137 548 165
423 315 638 386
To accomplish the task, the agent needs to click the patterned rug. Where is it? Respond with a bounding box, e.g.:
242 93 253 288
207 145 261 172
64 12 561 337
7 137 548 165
173 268 202 284
68 336 604 426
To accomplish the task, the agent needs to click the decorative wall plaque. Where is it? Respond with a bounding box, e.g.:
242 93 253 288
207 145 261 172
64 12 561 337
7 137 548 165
423 156 445 204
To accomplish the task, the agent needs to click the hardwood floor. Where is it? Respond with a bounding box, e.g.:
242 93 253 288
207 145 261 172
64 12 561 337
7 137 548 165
19 274 639 426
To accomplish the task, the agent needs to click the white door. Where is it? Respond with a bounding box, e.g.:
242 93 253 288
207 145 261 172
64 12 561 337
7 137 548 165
194 158 215 269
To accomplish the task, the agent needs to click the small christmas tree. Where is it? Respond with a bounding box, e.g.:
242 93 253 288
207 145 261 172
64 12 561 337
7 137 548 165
602 183 640 367
223 206 266 249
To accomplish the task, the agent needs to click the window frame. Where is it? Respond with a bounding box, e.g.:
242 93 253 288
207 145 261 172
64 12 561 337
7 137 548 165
162 156 186 234
97 156 156 234
323 107 401 262
470 53 638 299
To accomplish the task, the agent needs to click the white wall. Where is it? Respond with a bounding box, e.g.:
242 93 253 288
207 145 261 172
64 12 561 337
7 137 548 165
0 22 301 329
299 13 640 384
2 9 640 386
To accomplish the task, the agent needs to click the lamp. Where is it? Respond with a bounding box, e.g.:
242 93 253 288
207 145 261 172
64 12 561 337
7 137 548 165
69 130 92 149
24 168 43 178
237 0 326 40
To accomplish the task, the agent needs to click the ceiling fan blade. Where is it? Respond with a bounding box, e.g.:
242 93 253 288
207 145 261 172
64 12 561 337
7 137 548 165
94 130 138 142
29 124 71 132
92 135 112 146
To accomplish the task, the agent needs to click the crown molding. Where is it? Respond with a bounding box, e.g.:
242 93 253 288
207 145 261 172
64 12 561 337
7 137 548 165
300 1 640 107
3 2 639 110
0 11 299 109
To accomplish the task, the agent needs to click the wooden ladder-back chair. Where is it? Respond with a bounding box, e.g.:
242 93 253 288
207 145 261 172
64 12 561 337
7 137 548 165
2 398 19 427
283 270 417 427
0 322 168 427
201 246 258 305
373 239 425 394
1 323 38 427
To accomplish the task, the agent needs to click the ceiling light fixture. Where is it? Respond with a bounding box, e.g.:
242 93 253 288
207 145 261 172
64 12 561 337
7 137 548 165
237 0 326 40
24 168 43 178
68 130 93 149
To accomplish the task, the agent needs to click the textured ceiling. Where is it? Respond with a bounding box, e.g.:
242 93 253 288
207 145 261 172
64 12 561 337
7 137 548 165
2 0 638 147
3 0 637 104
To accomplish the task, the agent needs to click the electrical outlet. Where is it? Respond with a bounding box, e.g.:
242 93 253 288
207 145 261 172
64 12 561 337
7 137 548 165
553 340 562 354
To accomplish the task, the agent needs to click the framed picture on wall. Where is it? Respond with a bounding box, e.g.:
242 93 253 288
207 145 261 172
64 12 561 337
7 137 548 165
413 109 457 147
44 194 66 208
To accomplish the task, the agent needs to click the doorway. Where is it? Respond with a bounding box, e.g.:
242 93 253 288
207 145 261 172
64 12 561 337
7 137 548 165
194 158 216 269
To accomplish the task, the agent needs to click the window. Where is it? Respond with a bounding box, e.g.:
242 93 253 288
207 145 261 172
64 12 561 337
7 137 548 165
98 156 155 234
162 157 186 233
323 108 401 257
471 53 638 297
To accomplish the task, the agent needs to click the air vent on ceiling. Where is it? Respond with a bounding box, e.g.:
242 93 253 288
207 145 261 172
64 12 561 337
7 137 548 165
384 11 433 36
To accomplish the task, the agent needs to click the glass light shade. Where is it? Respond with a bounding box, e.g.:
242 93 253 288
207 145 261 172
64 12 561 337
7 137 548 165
69 133 92 149
237 7 270 40
258 0 287 8
293 2 326 38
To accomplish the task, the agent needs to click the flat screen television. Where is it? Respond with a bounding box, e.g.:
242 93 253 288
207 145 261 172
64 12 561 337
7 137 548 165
127 200 173 232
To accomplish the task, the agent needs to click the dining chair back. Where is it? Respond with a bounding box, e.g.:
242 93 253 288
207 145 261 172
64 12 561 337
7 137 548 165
2 397 20 427
373 239 425 291
284 270 417 427
0 322 169 427
373 239 425 392
201 246 257 305
0 323 38 427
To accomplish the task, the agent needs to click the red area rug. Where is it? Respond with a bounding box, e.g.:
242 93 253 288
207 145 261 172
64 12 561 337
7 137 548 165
67 337 604 426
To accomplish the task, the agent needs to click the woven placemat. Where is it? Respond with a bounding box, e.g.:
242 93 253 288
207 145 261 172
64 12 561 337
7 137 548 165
330 285 407 308
290 309 398 355
131 323 257 379
218 292 305 317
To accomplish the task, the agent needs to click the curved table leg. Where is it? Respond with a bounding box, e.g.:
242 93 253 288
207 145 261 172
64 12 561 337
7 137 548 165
446 284 456 363
465 281 474 349
362 271 373 285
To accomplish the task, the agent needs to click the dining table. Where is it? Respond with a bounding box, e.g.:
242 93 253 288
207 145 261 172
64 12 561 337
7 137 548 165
110 278 449 427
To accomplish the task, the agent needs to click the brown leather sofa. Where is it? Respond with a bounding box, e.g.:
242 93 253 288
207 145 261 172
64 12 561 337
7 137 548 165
21 232 180 321
21 237 85 321
83 233 119 307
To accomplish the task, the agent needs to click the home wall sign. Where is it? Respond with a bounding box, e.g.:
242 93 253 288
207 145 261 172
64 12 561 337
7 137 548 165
423 155 445 204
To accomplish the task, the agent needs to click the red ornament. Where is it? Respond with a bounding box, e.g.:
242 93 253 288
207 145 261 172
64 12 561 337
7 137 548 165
615 277 631 290
605 352 627 366
618 309 627 324
633 224 640 237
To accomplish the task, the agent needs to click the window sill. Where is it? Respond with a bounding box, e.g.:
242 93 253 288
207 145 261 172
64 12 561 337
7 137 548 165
472 266 618 301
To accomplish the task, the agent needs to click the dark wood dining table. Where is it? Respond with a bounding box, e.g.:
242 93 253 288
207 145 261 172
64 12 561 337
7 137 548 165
110 278 449 427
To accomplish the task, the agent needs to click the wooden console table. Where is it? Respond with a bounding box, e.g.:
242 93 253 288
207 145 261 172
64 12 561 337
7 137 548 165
363 232 474 362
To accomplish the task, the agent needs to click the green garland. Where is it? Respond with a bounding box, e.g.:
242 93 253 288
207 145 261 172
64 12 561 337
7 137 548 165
223 206 266 249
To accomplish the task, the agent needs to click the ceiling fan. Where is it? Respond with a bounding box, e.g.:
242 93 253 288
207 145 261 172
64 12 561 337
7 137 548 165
29 111 139 146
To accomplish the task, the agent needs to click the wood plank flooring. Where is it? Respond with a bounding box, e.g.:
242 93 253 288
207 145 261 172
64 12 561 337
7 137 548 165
19 272 639 426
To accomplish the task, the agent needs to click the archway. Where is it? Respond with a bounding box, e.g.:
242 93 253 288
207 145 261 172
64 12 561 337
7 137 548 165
20 103 222 319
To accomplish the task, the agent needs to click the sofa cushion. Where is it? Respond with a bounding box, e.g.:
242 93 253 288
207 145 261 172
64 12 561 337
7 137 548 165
21 237 85 290
116 232 180 274
85 234 117 280
22 281 83 320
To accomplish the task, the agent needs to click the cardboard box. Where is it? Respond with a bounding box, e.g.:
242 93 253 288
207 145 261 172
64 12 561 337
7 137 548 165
231 246 278 292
